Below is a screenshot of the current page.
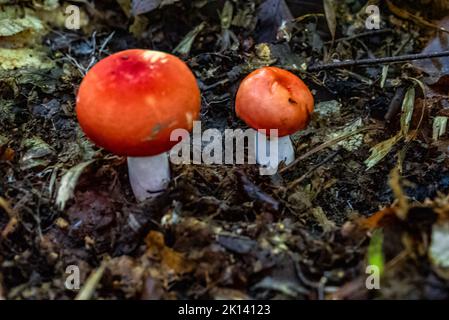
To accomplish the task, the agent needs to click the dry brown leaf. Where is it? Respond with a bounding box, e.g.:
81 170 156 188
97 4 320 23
145 231 195 274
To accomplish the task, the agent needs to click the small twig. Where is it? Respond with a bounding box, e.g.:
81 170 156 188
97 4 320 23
308 50 449 72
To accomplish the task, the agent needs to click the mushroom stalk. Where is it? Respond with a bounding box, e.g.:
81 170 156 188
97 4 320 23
253 129 295 174
127 153 170 202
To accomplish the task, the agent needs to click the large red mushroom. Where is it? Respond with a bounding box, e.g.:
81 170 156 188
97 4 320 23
76 49 201 201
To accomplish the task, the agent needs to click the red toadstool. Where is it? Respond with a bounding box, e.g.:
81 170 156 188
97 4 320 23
235 66 314 172
76 49 201 201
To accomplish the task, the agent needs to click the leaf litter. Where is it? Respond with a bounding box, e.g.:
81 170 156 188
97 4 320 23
1 0 449 300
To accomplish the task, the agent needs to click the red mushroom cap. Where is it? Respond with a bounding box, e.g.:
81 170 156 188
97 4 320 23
76 49 201 157
235 66 314 137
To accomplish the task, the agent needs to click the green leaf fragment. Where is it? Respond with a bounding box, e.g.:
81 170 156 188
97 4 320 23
367 229 385 276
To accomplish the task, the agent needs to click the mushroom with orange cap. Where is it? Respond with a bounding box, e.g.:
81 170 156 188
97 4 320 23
235 66 314 172
76 49 201 201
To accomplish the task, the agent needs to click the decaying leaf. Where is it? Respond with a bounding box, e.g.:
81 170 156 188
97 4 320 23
313 100 341 126
0 197 15 219
358 208 396 230
0 6 47 48
232 2 256 29
429 222 449 269
388 167 409 220
217 234 257 254
433 116 448 141
365 134 403 170
132 0 180 16
0 48 54 70
381 65 389 89
129 15 149 38
400 87 416 136
56 160 95 210
173 22 206 56
328 118 364 152
20 136 54 170
75 262 106 300
412 17 449 85
0 16 43 38
311 207 336 232
387 0 447 33
252 276 307 297
249 43 277 67
117 0 132 17
0 134 8 152
323 0 337 41
218 1 239 52
236 171 279 212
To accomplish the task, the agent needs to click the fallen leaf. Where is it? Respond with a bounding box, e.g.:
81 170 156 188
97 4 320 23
0 16 43 37
132 0 180 16
388 167 409 220
413 17 449 85
387 0 447 33
400 87 416 136
328 118 364 152
323 0 337 41
106 256 145 298
75 262 106 300
256 0 293 42
358 207 396 230
56 160 95 210
433 116 448 141
311 207 336 232
145 231 194 274
20 137 54 170
365 134 402 170
0 48 54 70
173 22 206 56
236 171 279 212
217 234 257 254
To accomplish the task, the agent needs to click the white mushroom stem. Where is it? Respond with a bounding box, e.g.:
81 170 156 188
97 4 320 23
127 153 170 202
253 129 295 175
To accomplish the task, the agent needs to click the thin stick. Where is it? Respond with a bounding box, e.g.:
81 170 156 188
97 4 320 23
287 150 339 190
308 50 449 72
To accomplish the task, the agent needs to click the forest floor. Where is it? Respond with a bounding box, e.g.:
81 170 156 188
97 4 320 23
1 0 449 299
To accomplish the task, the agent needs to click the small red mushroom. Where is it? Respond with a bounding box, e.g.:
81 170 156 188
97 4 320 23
76 49 201 201
235 66 314 172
